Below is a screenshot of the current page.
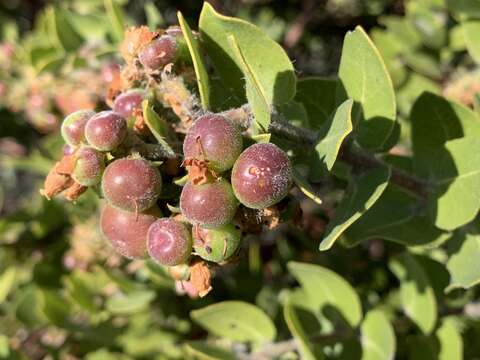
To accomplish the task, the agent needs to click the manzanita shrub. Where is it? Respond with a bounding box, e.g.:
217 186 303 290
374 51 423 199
2 0 480 359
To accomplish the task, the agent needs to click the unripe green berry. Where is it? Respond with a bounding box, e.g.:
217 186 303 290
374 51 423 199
61 110 95 146
73 146 105 186
193 224 241 263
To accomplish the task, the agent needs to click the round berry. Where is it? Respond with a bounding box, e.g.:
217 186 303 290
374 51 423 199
100 204 160 259
147 218 192 266
193 224 241 263
61 110 95 146
85 111 127 151
73 146 105 186
180 179 238 228
113 89 145 119
231 143 292 209
102 158 162 212
139 35 177 70
183 114 243 173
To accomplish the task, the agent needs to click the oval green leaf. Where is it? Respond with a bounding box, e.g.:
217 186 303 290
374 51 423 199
336 26 396 151
389 253 437 334
178 12 210 109
288 262 362 328
190 301 276 345
446 233 480 291
315 99 353 171
320 165 390 251
360 309 396 360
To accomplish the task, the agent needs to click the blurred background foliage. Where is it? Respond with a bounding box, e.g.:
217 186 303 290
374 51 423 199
1 0 480 359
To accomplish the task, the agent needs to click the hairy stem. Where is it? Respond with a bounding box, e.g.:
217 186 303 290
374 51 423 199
266 112 429 199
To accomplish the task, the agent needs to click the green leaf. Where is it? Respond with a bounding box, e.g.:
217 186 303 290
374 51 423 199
292 168 322 205
178 12 210 109
190 301 276 345
145 1 164 29
389 253 437 334
142 100 176 157
337 26 396 151
0 267 16 303
411 93 480 230
288 262 362 327
46 7 84 52
360 309 396 360
0 335 9 358
295 77 337 130
283 300 318 360
343 185 450 248
106 290 155 315
199 2 296 130
185 341 237 360
104 0 125 42
277 101 309 129
228 35 270 132
16 286 46 327
320 165 390 251
447 0 480 19
411 93 480 177
462 21 480 63
446 233 480 291
64 272 99 314
315 99 353 171
436 317 463 360
428 137 480 230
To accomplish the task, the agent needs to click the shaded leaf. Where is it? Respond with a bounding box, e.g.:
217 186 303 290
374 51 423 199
142 100 176 157
295 77 337 130
190 301 276 345
389 253 437 334
315 99 353 171
283 299 318 360
46 7 84 52
320 165 390 251
178 12 210 109
337 26 396 150
292 168 322 205
360 309 396 360
288 262 362 327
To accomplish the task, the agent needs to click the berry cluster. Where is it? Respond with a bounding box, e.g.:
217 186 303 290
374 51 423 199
42 26 294 297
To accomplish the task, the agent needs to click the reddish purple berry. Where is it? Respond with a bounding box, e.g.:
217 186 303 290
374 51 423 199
180 179 238 228
85 111 127 151
231 143 292 209
147 218 192 266
139 35 177 70
100 204 160 259
73 146 105 186
183 114 243 173
61 110 95 146
113 89 145 119
102 158 162 212
193 224 241 263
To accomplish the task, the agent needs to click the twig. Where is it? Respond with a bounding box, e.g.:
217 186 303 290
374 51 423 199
267 114 429 199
